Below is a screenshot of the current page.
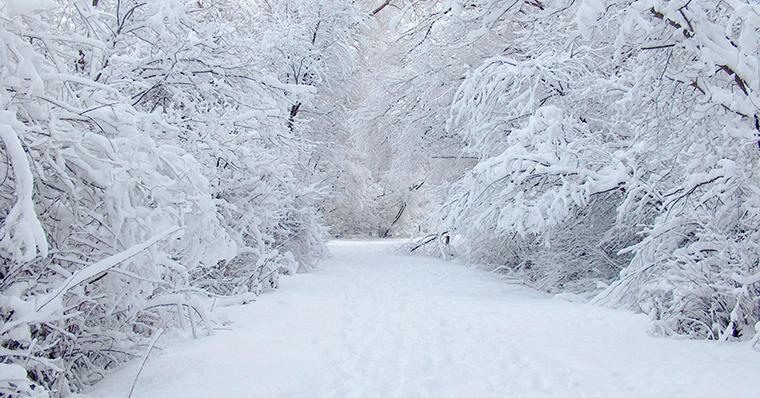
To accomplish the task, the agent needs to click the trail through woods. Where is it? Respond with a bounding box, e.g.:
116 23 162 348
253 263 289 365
91 241 760 398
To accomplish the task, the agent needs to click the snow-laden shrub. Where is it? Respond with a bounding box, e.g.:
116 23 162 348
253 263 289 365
0 1 328 396
439 0 760 339
455 193 633 295
592 0 760 340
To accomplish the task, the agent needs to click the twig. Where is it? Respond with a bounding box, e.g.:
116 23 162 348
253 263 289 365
128 328 164 398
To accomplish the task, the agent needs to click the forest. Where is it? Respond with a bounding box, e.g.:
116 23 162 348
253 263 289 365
1 0 759 397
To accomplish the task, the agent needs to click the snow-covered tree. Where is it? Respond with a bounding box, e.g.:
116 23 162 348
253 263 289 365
1 1 329 396
432 0 760 339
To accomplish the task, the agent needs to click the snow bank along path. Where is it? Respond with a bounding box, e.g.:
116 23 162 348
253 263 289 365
92 240 760 398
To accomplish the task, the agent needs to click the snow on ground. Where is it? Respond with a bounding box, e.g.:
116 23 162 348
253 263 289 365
89 240 760 398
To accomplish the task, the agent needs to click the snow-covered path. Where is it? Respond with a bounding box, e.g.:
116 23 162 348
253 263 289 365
92 240 760 398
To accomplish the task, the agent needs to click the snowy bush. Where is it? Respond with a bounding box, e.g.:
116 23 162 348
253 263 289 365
0 1 330 396
400 0 760 340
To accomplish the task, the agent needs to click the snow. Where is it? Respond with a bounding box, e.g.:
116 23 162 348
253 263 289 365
0 112 48 262
2 0 56 17
88 240 760 398
35 227 182 312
